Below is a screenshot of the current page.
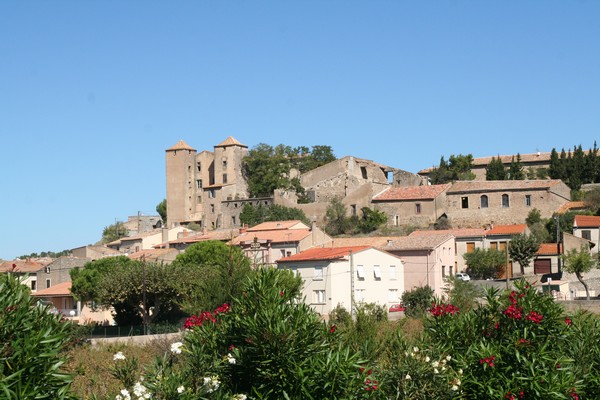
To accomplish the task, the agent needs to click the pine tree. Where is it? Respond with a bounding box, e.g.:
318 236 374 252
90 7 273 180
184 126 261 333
485 156 506 180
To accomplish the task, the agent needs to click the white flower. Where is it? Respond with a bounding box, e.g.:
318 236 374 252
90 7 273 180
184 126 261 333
115 396 123 400
203 376 221 393
227 353 236 364
133 382 147 397
170 342 183 355
405 374 411 380
413 346 419 353
456 379 461 386
143 394 151 399
434 368 439 374
232 395 247 400
441 366 446 371
119 389 131 400
114 351 126 361
177 386 185 394
458 368 463 375
451 385 458 391
425 356 431 362
431 360 438 368
446 355 452 361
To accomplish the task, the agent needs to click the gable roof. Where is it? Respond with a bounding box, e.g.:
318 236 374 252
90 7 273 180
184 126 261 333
385 234 454 251
231 229 311 245
166 140 196 151
419 152 553 174
536 243 563 256
33 281 72 297
486 224 527 235
215 136 247 148
574 215 600 228
447 180 563 194
155 229 239 248
330 236 401 248
277 246 371 262
247 220 308 231
557 201 588 214
410 228 486 238
0 260 44 273
372 184 451 202
128 248 179 261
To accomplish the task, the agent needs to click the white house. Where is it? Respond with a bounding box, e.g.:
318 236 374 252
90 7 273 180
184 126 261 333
276 246 404 318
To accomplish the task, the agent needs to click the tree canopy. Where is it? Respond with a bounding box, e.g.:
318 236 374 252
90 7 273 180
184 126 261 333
562 246 599 300
100 221 128 244
508 233 540 275
239 203 310 227
548 142 600 190
464 248 506 279
156 199 167 223
429 154 475 184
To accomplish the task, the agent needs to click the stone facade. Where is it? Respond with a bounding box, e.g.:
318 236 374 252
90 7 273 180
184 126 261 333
35 256 89 289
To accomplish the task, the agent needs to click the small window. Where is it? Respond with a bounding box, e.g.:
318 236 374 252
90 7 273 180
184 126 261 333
313 290 325 304
525 195 531 206
480 195 488 208
280 249 286 257
502 194 510 208
31 280 37 291
196 179 203 189
44 266 51 274
208 189 215 198
222 158 228 166
356 266 365 280
361 166 368 179
582 230 592 240
415 203 421 214
373 266 382 280
389 265 397 280
461 197 469 209
231 216 236 226
46 279 51 289
210 204 215 213
223 174 228 184
314 267 323 280
286 251 292 257
442 265 446 277
394 215 399 226
388 289 398 302
351 204 357 216
449 265 453 276
466 242 475 253
197 196 202 204
355 289 365 302
197 162 201 171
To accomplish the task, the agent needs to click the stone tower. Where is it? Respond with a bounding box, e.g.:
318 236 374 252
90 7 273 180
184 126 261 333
165 140 197 228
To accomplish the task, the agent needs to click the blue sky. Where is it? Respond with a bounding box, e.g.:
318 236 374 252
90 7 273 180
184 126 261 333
1 1 599 260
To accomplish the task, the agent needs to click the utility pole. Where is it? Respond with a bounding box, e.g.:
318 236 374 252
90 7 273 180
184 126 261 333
505 242 510 289
141 254 148 336
350 251 355 320
555 216 562 277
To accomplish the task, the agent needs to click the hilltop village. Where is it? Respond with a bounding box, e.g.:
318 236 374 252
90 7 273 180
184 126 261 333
2 137 600 324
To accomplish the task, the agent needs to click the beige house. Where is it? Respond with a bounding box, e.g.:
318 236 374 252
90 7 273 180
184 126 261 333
71 245 122 260
230 220 332 267
128 248 181 264
0 259 45 292
572 215 600 254
445 180 571 227
155 228 240 251
277 246 405 318
383 234 455 296
371 184 451 228
107 226 191 254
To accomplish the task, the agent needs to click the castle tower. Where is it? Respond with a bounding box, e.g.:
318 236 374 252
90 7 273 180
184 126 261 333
165 140 197 228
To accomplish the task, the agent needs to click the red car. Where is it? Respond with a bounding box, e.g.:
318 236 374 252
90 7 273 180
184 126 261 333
389 303 406 313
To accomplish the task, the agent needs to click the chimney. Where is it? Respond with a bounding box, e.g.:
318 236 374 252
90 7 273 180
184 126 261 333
162 228 169 243
239 224 248 234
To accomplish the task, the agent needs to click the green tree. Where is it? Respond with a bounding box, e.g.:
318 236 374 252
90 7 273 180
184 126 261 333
156 199 167 224
507 154 525 180
100 221 128 244
243 143 291 197
448 154 475 181
508 233 540 275
324 197 351 236
401 286 434 318
443 275 481 312
583 187 600 214
70 256 132 303
171 241 252 314
239 203 310 226
562 245 599 300
546 212 579 243
357 207 387 233
485 156 506 180
463 248 506 279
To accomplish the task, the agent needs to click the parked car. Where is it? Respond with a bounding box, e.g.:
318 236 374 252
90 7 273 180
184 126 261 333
389 303 406 312
456 272 471 281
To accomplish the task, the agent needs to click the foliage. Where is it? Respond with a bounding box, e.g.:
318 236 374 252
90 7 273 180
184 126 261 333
443 276 482 312
100 221 128 244
508 233 540 275
583 187 600 214
17 249 72 259
545 211 582 243
171 241 252 314
429 154 475 184
548 142 600 190
507 154 525 180
70 256 133 303
464 248 506 280
525 208 542 226
357 207 388 233
156 198 167 224
562 245 599 300
402 286 434 318
0 273 75 399
238 203 310 227
243 143 336 198
485 156 506 180
434 215 451 230
324 197 352 236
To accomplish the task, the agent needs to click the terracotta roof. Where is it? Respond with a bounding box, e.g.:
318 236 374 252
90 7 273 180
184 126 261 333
231 229 311 245
385 234 454 251
574 215 600 228
372 184 451 202
557 201 588 214
247 220 307 231
215 136 247 148
0 260 44 273
155 229 239 247
486 224 527 235
537 243 563 255
419 152 553 174
128 248 179 261
410 228 486 238
330 236 401 248
277 246 371 262
33 281 72 297
119 229 163 241
447 180 563 193
166 140 196 151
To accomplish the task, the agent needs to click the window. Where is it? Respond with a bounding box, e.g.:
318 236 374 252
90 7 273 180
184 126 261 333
388 289 398 302
197 162 202 172
31 280 36 291
582 230 592 240
442 265 446 277
231 216 236 226
449 265 453 276
196 179 203 189
490 242 498 250
480 195 488 208
389 265 397 280
394 215 399 226
286 251 292 257
222 158 228 167
313 290 325 304
208 189 215 198
461 196 469 209
525 195 532 206
314 267 323 280
502 194 510 208
280 249 286 258
223 173 228 184
197 196 202 204
210 204 215 213
46 279 51 289
373 266 382 280
351 204 357 216
415 203 421 214
355 289 365 302
466 242 475 253
361 166 368 179
356 265 365 280
44 266 51 274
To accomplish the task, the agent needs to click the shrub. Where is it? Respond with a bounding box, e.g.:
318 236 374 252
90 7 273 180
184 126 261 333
402 286 434 318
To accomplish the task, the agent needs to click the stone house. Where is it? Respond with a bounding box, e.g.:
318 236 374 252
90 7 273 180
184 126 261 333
445 180 571 227
572 215 600 254
34 256 89 292
128 248 181 264
155 228 240 251
107 226 191 254
277 246 405 319
371 184 451 228
0 259 44 292
71 245 122 260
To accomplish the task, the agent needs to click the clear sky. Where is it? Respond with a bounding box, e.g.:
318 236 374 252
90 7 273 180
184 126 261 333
1 1 599 260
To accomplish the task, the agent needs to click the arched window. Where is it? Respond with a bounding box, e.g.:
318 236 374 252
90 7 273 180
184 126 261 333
480 195 488 208
502 194 510 208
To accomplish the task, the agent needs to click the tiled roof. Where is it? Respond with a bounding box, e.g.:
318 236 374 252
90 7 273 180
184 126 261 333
557 201 588 214
0 260 44 273
486 224 527 235
410 228 486 238
419 152 553 174
277 246 371 262
447 180 563 193
537 243 563 255
330 236 401 248
215 136 247 148
166 140 196 151
128 248 179 261
231 229 311 245
574 215 600 228
155 229 239 247
119 229 163 241
247 220 307 231
385 234 454 251
372 184 451 201
33 282 72 297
